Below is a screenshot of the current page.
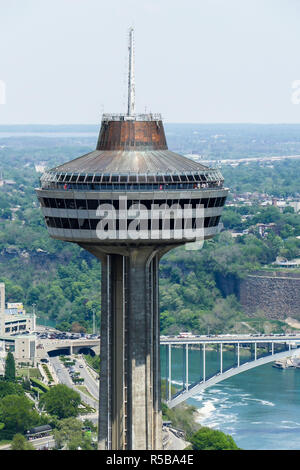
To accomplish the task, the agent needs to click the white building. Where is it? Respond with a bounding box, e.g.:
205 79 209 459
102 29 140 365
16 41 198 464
0 334 36 364
0 283 36 363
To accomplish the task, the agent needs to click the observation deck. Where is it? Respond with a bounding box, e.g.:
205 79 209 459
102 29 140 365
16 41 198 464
37 113 227 248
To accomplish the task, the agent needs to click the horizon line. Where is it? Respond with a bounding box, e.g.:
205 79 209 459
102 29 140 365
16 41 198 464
1 121 300 126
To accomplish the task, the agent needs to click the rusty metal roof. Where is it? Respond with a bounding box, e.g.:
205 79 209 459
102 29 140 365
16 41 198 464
51 149 212 175
48 117 220 178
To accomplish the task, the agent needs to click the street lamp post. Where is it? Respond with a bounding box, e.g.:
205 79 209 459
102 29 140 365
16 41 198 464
32 303 37 332
92 310 96 336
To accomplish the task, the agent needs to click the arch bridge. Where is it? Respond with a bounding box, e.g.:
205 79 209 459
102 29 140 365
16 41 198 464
40 338 100 357
160 334 300 408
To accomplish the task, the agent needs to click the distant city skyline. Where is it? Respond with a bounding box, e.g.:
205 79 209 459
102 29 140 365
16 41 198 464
1 0 300 124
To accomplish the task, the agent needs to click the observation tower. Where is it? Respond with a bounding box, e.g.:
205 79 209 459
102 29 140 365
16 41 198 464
36 28 228 450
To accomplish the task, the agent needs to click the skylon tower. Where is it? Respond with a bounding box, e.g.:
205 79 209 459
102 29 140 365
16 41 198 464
36 28 228 450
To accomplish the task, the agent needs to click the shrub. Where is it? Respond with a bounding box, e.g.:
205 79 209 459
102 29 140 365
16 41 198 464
190 427 240 450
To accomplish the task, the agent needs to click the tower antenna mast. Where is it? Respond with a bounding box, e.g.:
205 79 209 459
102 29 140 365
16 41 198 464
127 27 135 116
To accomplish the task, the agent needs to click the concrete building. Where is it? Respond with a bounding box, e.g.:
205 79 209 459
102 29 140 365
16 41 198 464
0 283 36 335
4 312 36 335
0 334 36 364
273 257 300 268
36 29 228 450
0 283 36 365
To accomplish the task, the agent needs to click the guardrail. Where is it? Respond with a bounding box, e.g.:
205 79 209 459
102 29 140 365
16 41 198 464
101 113 162 121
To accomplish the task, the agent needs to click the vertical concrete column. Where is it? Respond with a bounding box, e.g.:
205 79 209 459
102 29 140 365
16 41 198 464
98 248 162 450
220 342 223 374
111 254 126 449
126 248 162 450
203 343 206 382
98 254 126 450
168 344 172 402
150 254 163 450
98 254 111 450
185 344 189 391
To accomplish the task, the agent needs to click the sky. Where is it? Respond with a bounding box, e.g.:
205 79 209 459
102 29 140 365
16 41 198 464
0 0 300 124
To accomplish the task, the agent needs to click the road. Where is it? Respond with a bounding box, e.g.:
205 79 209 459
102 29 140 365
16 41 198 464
198 153 300 165
0 435 55 450
163 428 190 450
74 356 99 400
49 356 98 410
161 333 300 344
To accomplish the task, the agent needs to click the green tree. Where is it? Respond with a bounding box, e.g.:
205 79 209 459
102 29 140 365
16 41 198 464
0 379 24 398
39 384 81 419
68 432 94 450
11 433 35 450
83 419 97 433
221 209 243 230
0 395 41 438
190 427 240 450
84 354 100 372
280 224 295 239
283 206 294 214
22 378 31 392
4 352 16 381
56 321 72 332
71 321 86 333
53 417 93 450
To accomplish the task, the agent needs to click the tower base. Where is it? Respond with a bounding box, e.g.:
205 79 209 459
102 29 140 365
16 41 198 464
82 245 170 450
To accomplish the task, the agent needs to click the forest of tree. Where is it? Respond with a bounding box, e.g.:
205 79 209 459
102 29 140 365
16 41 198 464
0 128 299 334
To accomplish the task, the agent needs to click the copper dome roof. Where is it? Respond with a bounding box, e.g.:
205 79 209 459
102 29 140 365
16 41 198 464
49 114 216 177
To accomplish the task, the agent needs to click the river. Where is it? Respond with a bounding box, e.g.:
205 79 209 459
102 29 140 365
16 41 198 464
161 346 300 450
38 319 300 450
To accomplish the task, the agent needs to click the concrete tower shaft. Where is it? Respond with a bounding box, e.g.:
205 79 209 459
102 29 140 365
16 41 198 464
82 245 167 449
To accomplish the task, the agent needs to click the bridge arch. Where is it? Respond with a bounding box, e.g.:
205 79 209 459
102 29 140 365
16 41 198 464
47 347 70 357
40 339 99 357
167 347 300 408
76 347 96 357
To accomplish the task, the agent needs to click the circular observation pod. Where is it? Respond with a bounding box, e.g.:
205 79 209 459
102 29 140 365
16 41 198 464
36 114 228 251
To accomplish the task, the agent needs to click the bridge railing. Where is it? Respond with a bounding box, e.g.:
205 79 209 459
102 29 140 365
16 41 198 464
162 340 296 404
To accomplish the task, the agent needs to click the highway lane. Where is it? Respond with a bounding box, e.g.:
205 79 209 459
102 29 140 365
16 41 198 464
0 435 55 451
50 356 73 387
74 357 99 401
49 356 98 410
160 333 300 344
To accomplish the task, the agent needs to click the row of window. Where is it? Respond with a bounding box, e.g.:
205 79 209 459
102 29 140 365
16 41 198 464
45 216 221 231
39 196 227 210
42 171 222 184
5 325 26 333
40 182 223 191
